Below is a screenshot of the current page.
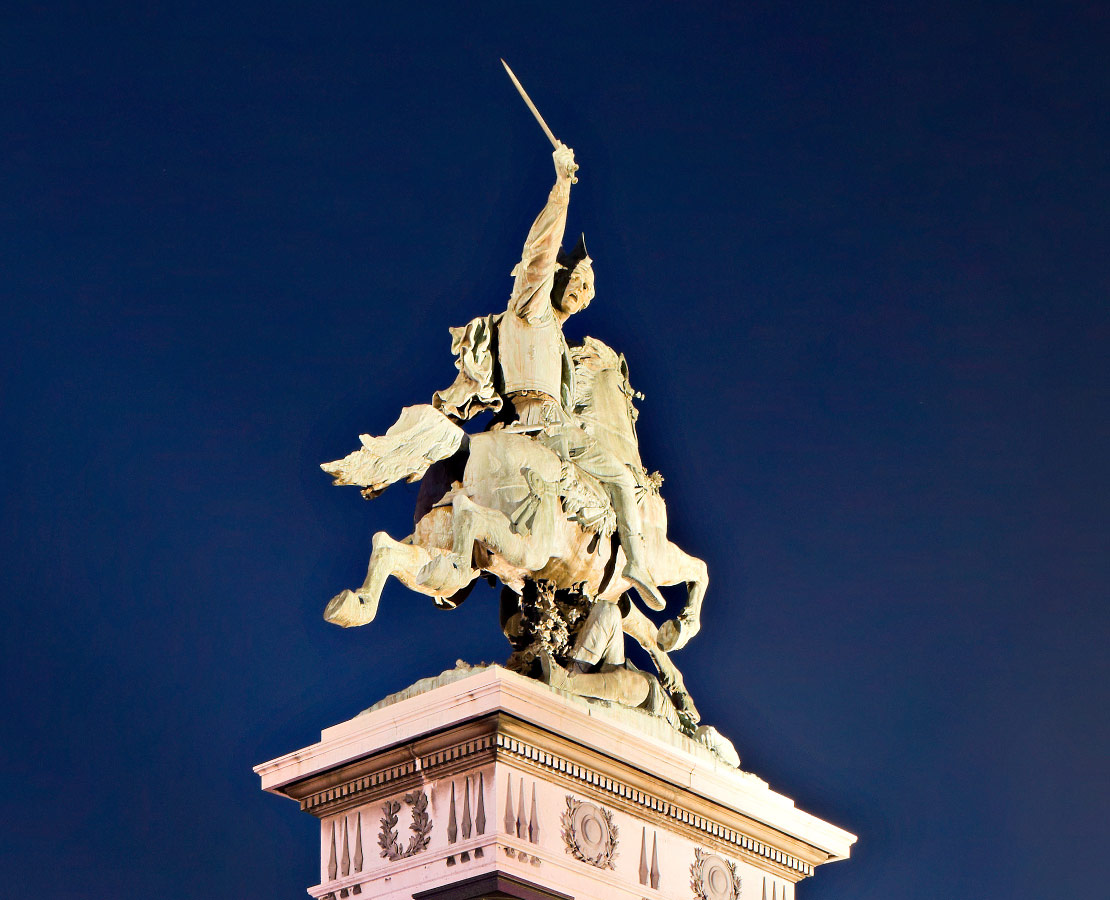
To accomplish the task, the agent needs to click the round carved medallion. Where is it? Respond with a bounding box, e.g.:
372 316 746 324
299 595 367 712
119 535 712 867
561 796 618 869
691 847 741 900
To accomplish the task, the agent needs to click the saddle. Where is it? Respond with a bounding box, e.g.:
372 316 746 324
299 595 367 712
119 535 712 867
505 453 615 540
457 429 616 541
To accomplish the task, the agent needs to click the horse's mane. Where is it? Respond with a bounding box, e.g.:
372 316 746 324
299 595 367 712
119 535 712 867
570 336 638 423
570 336 663 497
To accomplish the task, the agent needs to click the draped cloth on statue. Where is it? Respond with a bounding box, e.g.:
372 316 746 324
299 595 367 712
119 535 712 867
320 404 463 499
432 314 503 421
432 313 575 423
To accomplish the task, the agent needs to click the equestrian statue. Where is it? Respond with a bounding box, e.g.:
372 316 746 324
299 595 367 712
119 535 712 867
319 63 736 766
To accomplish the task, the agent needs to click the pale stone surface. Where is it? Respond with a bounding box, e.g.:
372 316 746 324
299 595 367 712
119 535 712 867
269 72 855 899
321 404 463 499
255 667 855 900
357 661 723 766
359 660 495 716
321 145 713 741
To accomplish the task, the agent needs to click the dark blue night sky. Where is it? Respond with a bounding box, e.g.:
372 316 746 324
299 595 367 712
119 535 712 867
2 3 1106 898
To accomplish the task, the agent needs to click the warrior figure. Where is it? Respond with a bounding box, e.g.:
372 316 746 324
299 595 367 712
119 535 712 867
434 144 667 612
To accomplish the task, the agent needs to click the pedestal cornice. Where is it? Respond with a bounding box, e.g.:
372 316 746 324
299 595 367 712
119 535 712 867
256 666 855 897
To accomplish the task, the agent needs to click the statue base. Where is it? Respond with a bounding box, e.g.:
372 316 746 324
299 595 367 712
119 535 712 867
255 665 854 899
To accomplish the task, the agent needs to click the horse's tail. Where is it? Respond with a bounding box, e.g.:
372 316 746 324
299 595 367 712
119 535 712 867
321 404 467 499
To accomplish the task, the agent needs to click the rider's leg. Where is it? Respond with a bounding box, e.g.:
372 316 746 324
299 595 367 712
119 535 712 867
547 427 667 611
609 489 667 611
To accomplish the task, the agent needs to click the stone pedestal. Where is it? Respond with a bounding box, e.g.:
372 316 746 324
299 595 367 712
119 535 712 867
255 666 854 899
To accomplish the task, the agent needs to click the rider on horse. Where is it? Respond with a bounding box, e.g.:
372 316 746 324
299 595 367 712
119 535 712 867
433 144 667 613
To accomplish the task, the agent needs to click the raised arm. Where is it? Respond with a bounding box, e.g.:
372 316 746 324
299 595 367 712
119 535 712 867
508 145 577 321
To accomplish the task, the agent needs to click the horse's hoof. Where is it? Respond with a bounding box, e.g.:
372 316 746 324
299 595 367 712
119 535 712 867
657 619 681 651
324 589 377 627
658 617 700 652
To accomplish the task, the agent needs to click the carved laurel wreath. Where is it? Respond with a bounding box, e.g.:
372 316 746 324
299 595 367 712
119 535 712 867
691 846 742 900
378 789 432 861
560 795 618 869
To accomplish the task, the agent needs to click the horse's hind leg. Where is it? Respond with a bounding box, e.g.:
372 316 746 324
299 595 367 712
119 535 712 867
325 531 435 628
451 493 551 572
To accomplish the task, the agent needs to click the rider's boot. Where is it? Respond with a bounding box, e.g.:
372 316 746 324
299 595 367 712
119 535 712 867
619 528 667 611
608 483 667 611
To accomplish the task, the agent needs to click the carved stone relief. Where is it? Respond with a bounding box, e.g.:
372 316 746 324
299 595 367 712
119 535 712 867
378 790 432 861
504 775 540 844
560 795 618 869
691 847 742 900
447 774 486 865
321 812 366 899
639 827 661 889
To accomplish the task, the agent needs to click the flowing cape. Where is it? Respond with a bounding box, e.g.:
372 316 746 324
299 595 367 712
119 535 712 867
432 314 503 420
320 404 464 498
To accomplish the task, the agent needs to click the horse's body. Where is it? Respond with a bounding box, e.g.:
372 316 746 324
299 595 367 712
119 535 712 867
324 339 708 696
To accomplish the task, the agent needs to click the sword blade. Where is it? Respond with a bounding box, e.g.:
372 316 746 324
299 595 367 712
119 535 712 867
501 58 560 150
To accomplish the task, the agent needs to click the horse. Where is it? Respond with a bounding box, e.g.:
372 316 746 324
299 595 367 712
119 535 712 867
322 338 708 697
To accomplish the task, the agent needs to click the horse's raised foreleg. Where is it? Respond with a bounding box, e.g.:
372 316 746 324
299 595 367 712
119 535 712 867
656 550 708 652
324 531 474 627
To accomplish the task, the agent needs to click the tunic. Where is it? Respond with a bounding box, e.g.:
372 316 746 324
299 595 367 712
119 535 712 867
498 178 575 421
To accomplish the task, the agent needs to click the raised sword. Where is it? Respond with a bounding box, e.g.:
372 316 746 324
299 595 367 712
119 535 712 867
501 58 578 183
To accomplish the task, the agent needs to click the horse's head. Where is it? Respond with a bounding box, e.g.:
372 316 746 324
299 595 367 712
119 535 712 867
571 336 643 470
